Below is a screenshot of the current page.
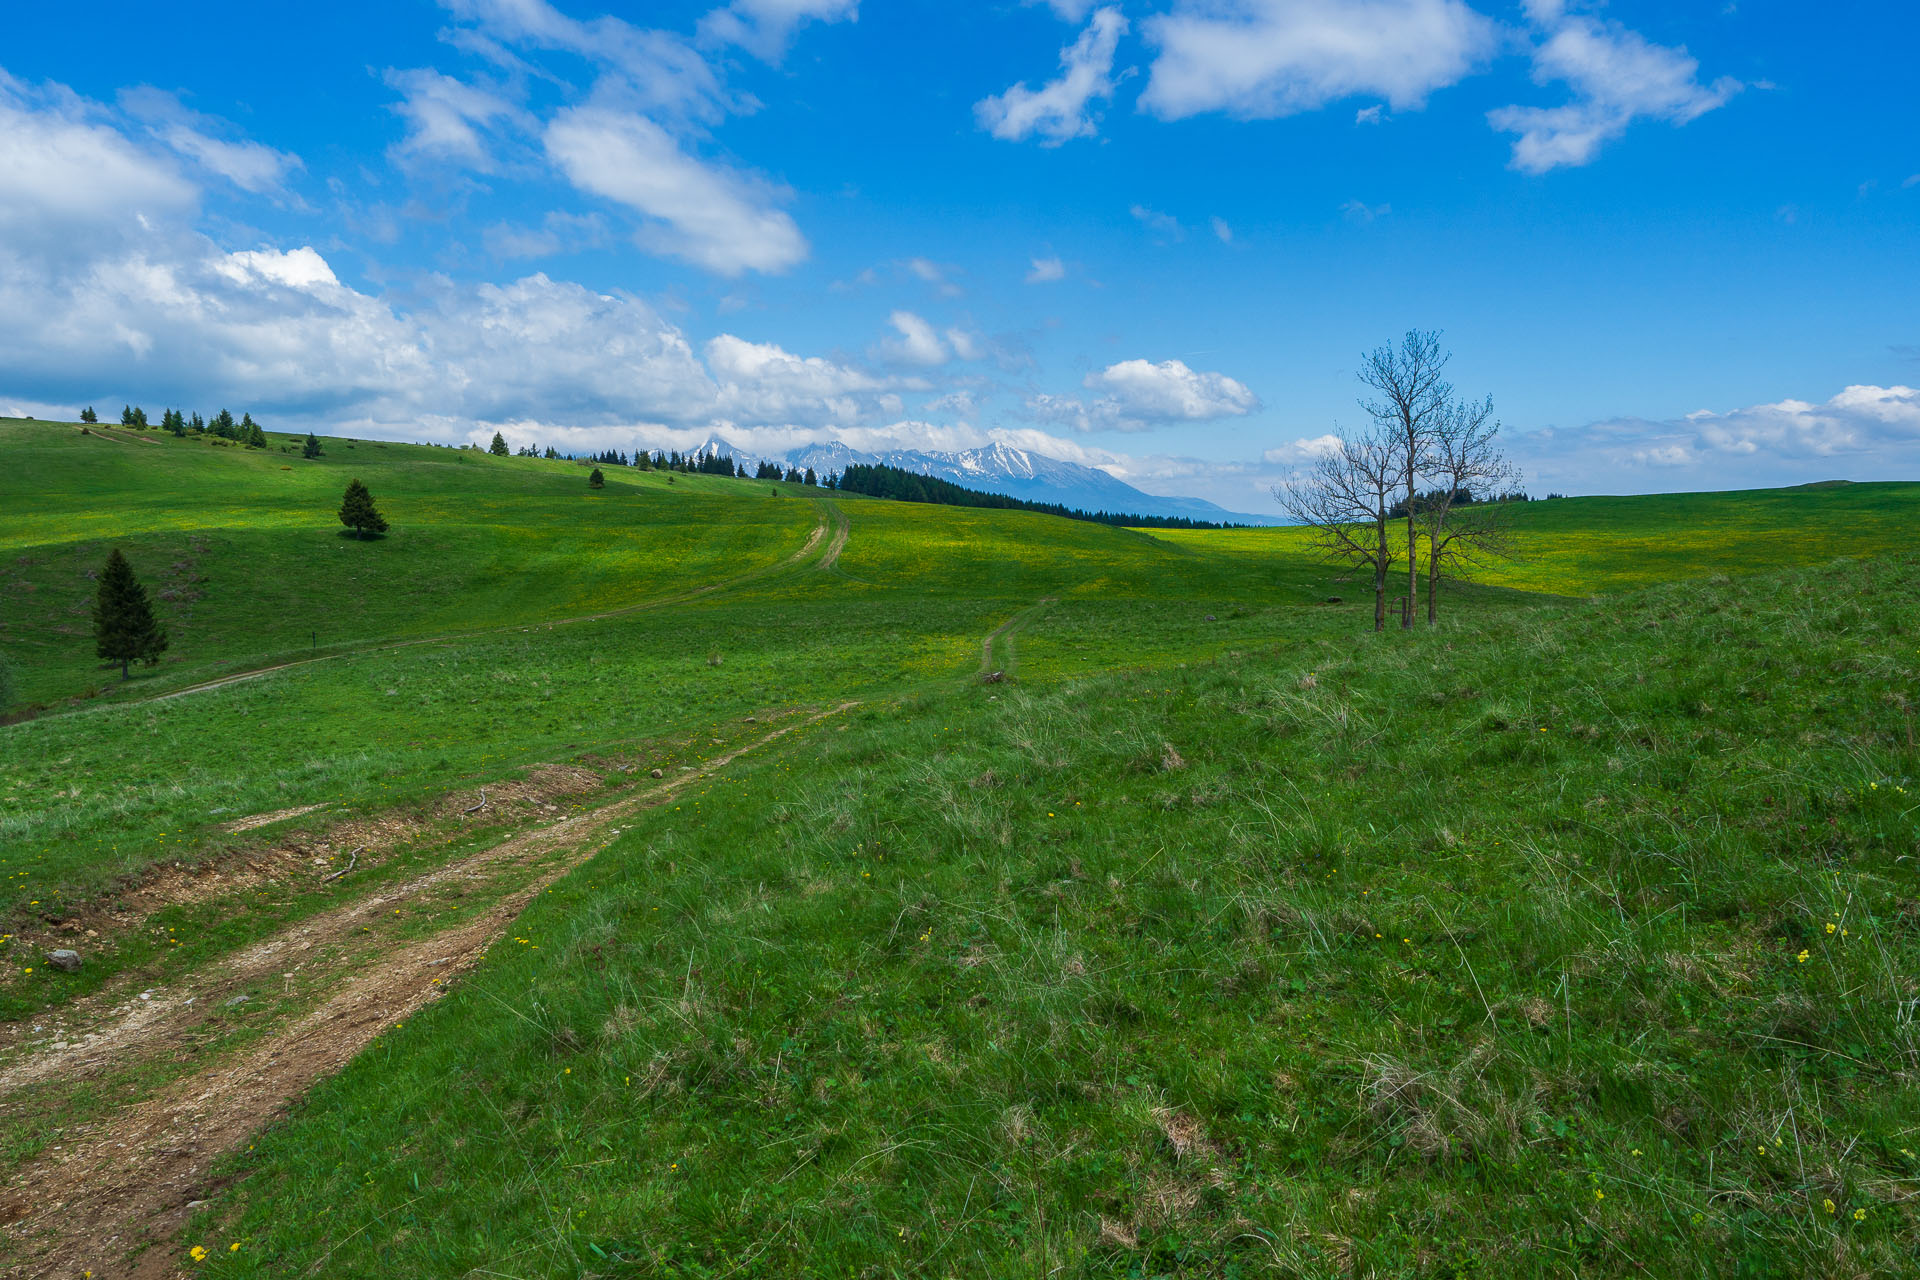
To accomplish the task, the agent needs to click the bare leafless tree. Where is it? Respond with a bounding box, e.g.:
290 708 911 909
1358 330 1452 628
1418 395 1520 623
1275 427 1405 632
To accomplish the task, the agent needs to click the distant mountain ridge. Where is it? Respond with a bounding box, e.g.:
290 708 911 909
686 437 1282 526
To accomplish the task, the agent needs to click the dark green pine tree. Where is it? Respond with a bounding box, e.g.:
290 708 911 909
338 479 389 538
242 413 266 447
130 406 149 428
190 411 206 433
588 467 605 489
93 549 169 679
302 432 324 459
212 409 237 439
80 407 97 423
490 431 510 457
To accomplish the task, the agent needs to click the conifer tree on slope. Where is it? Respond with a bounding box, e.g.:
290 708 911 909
80 407 97 423
303 432 324 458
93 549 169 679
588 466 605 489
242 412 267 447
490 431 510 456
338 479 389 538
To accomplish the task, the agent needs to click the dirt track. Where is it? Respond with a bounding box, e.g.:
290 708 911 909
0 704 855 1279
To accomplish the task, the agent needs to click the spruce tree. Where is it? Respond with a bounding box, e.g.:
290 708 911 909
190 412 206 433
131 406 148 428
93 549 169 679
589 467 605 489
338 479 389 538
213 409 237 439
120 405 134 425
80 407 97 423
242 413 266 447
302 432 323 459
490 431 509 457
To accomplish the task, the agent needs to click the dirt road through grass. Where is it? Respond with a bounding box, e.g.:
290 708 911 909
0 702 857 1279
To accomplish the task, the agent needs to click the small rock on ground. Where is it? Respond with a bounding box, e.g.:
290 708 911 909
47 950 82 973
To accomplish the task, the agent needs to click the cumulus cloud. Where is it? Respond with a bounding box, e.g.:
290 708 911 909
1209 216 1233 243
1513 385 1920 494
1490 9 1739 172
544 107 806 275
1030 357 1259 432
976 6 1127 144
1139 0 1495 121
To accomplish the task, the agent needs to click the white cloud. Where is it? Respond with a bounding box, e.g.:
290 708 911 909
0 74 198 245
1087 358 1259 421
1026 255 1067 283
1130 203 1184 241
382 68 529 169
1140 0 1495 121
441 0 731 124
544 106 806 275
975 6 1127 145
706 333 887 425
1032 357 1260 432
1355 104 1384 124
905 256 963 297
1209 216 1233 243
699 0 859 61
1490 11 1739 173
120 88 304 197
1513 384 1920 495
879 310 951 365
1263 434 1342 463
1341 198 1391 223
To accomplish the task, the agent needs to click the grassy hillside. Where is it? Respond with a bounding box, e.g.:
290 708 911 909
1146 480 1920 598
195 556 1920 1278
1 420 1916 1277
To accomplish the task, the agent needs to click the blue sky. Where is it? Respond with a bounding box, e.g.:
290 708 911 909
1 0 1915 510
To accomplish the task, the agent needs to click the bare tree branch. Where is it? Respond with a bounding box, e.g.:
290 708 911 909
1274 427 1405 631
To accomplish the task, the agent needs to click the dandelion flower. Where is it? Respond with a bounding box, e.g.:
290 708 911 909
190 1245 208 1262
230 1242 242 1252
1826 923 1837 934
1796 950 1810 963
1853 1208 1867 1221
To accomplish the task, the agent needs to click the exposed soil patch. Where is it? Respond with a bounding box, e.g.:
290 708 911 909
0 703 855 1279
219 804 327 834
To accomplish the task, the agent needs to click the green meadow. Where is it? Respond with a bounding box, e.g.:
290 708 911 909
1 417 1916 1277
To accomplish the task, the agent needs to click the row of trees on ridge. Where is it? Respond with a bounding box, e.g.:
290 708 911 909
84 405 268 446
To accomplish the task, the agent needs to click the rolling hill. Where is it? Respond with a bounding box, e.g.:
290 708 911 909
0 416 1916 1279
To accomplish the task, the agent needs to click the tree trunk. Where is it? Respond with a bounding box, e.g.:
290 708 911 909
1427 537 1440 624
1404 489 1417 628
121 658 129 680
1373 518 1388 631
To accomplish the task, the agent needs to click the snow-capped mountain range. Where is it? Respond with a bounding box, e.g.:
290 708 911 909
688 438 1282 526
